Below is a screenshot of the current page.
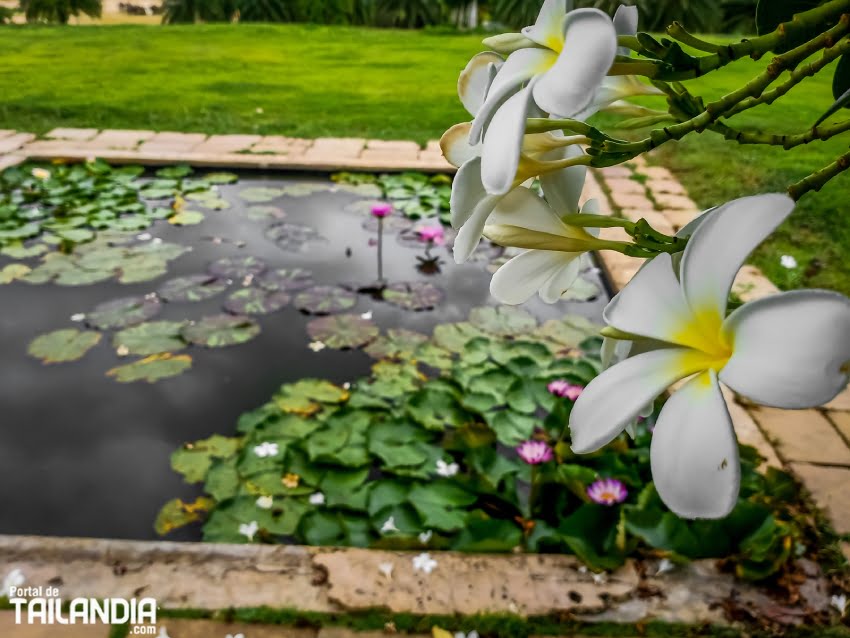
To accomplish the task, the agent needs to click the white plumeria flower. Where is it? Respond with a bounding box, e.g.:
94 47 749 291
308 340 326 352
360 310 373 320
256 495 273 510
418 530 433 544
252 441 279 458
412 552 438 574
831 593 848 615
435 459 459 477
309 492 325 505
70 313 86 322
381 516 399 533
569 193 850 519
483 186 608 304
2 568 25 597
780 254 798 269
239 520 259 541
378 562 394 578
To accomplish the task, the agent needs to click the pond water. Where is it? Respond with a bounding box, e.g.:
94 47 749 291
0 172 611 541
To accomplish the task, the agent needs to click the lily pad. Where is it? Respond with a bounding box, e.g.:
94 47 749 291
112 321 188 356
169 210 205 226
1 242 48 259
187 192 230 210
294 285 358 315
279 183 331 197
224 288 291 315
205 172 239 185
87 296 162 330
238 186 285 203
0 263 31 284
107 353 193 383
156 165 193 179
265 222 327 252
208 256 267 279
183 314 261 348
159 274 230 302
256 267 314 292
306 314 379 350
382 281 443 311
363 328 428 360
117 254 169 284
245 205 286 221
561 276 601 302
275 379 350 416
469 306 537 337
28 328 102 364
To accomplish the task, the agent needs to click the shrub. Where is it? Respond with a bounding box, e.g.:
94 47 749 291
161 0 238 23
19 0 102 23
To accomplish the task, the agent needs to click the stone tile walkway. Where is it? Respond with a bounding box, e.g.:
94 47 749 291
0 127 848 566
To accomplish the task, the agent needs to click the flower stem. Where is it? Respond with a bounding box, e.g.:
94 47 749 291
560 213 634 231
377 217 384 283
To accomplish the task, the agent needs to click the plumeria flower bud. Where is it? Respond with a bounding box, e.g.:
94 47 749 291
569 193 850 519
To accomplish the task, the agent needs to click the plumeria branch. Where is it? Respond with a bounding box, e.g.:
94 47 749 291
787 149 850 200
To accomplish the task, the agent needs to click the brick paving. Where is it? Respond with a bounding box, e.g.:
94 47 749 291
0 127 848 565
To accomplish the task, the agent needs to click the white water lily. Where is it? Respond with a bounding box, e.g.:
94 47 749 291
482 185 606 304
418 530 433 544
238 520 259 541
309 492 325 505
435 458 459 477
569 193 850 519
256 495 273 510
252 441 279 458
380 516 399 533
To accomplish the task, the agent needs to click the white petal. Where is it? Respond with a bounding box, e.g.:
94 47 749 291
485 186 567 235
481 83 537 195
532 9 617 118
651 370 740 519
459 52 504 116
450 157 486 228
681 193 794 317
603 253 705 349
577 76 665 119
453 193 504 263
490 249 576 304
720 290 850 408
470 48 556 144
601 336 632 369
539 254 582 303
440 122 481 168
539 144 586 214
569 347 702 453
613 4 638 37
521 0 567 50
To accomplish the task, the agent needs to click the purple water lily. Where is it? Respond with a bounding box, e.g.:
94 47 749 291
370 203 393 218
517 440 553 464
547 380 584 401
587 478 628 505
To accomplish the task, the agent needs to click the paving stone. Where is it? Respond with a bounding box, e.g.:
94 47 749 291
637 165 673 180
597 226 631 243
825 387 850 411
604 177 646 195
192 134 263 154
647 178 687 195
366 139 421 152
0 611 109 637
0 133 36 154
251 136 312 154
138 132 207 154
788 463 850 534
143 619 316 638
19 140 87 154
360 149 420 163
598 165 632 179
663 208 700 231
620 209 675 235
425 139 442 153
732 264 779 302
45 128 98 141
89 129 155 149
609 191 654 211
750 407 850 466
319 629 427 638
581 173 612 215
827 410 850 442
596 250 642 291
0 129 19 139
720 389 782 468
309 137 366 158
627 155 648 169
0 155 26 171
654 192 699 211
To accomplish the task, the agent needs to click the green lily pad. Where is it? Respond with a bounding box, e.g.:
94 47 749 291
275 379 350 416
205 172 239 185
112 321 188 356
224 287 291 315
158 274 230 302
306 314 379 350
244 205 286 221
87 296 162 330
155 165 193 179
294 285 358 315
0 263 31 284
335 182 383 198
117 254 168 284
55 266 115 286
265 222 327 252
432 322 489 353
27 328 102 364
238 186 285 203
256 267 314 292
182 314 261 348
106 353 193 383
1 242 48 259
169 210 205 226
383 281 443 311
208 256 267 279
55 228 95 244
280 183 331 197
469 306 537 336
364 328 429 360
187 192 231 210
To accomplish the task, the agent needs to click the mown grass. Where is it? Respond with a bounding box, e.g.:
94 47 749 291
0 24 848 294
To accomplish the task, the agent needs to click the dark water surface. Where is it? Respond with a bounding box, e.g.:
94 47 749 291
0 173 611 540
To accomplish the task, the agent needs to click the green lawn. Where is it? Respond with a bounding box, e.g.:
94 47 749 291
1 24 848 295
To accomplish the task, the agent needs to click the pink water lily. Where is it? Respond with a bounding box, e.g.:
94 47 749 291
547 380 584 401
517 440 554 464
587 478 628 505
417 225 445 245
371 203 393 218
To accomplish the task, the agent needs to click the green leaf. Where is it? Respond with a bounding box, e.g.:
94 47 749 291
306 314 379 349
87 295 162 330
408 481 476 532
158 274 229 302
171 434 240 483
169 209 205 226
182 314 261 348
368 479 410 516
106 353 193 383
452 511 522 552
156 165 193 179
112 321 187 356
155 497 214 536
405 387 470 431
27 328 101 364
483 410 537 445
469 305 537 336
